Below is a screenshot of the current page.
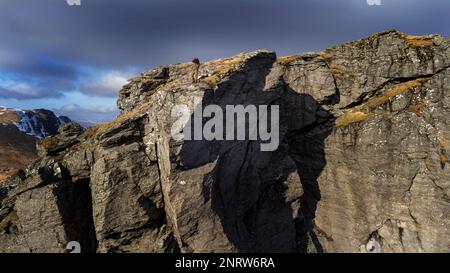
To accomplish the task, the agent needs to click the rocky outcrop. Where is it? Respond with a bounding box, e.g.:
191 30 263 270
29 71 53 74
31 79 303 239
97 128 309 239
1 30 449 253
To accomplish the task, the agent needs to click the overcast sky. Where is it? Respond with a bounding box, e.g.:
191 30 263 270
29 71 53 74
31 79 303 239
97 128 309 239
0 0 449 123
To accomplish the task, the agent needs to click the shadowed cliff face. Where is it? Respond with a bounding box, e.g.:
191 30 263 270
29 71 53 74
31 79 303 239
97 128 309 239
178 59 332 252
1 30 449 253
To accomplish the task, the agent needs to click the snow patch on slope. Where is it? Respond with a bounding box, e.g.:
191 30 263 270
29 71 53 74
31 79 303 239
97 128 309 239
12 110 68 139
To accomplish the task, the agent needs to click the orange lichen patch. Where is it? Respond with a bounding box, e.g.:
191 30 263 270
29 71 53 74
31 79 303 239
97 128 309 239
81 126 100 139
335 111 370 127
277 55 297 66
366 78 430 109
0 111 21 123
441 153 449 163
206 55 245 67
400 33 435 47
38 136 59 150
440 150 449 168
335 77 431 128
0 211 18 231
173 62 193 70
202 55 246 86
83 100 151 138
319 50 333 60
0 169 19 183
202 75 222 87
329 64 353 75
408 100 428 116
0 173 8 183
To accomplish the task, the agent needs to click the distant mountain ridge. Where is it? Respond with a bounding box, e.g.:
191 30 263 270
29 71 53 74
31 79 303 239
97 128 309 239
0 107 71 139
0 107 75 181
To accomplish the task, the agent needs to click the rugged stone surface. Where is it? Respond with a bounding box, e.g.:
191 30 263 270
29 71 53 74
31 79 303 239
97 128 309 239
36 123 84 157
1 30 449 253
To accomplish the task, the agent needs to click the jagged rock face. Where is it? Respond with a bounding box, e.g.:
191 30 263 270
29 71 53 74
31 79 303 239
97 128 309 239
1 30 449 253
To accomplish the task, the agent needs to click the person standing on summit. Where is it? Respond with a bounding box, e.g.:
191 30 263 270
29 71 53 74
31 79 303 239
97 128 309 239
191 58 200 83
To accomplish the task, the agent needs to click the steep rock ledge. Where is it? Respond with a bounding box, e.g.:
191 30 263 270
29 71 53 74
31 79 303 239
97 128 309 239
1 30 449 253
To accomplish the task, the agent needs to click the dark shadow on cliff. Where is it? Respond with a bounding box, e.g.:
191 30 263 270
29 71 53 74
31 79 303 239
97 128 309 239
285 91 332 253
178 59 333 252
53 168 98 253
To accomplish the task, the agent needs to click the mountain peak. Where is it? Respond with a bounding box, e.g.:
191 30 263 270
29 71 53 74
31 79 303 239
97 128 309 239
0 107 72 139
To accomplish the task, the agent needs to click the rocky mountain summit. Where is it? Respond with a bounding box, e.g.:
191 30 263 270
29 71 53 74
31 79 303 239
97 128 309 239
0 30 449 253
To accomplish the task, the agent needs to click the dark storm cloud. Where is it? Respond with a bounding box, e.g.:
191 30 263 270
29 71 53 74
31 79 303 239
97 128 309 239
0 56 77 99
0 0 449 120
0 55 78 80
1 0 449 70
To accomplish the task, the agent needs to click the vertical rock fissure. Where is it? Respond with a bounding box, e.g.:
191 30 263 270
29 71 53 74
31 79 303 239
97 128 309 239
53 177 98 253
133 118 181 252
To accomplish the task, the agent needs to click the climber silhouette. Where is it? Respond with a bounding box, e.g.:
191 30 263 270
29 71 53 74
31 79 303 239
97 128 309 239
191 58 200 83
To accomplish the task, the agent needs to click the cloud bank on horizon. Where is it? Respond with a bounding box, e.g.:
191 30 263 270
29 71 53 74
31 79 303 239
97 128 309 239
0 0 449 123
